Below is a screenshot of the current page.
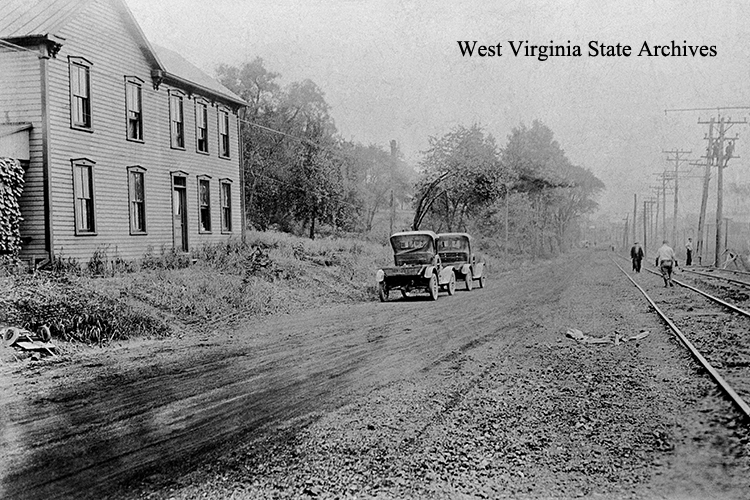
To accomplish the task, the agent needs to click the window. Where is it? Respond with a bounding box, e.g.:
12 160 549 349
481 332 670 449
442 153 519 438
170 92 184 148
218 109 230 157
198 177 211 232
69 57 92 129
128 166 147 234
125 78 143 141
196 101 208 153
220 180 232 232
72 159 96 234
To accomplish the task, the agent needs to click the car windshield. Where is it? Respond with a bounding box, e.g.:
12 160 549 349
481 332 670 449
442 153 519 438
438 237 468 251
391 234 434 255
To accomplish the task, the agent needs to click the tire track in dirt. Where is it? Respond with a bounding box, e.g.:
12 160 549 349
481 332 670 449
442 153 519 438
1 255 584 499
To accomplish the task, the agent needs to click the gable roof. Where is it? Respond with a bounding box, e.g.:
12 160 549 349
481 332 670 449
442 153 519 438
0 0 92 39
152 44 245 107
0 0 245 107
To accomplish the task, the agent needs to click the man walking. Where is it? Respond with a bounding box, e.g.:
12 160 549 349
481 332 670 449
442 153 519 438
685 237 693 267
656 240 678 287
630 241 644 273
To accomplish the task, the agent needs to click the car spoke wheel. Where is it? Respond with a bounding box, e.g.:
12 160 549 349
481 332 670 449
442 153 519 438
378 282 389 302
447 273 456 295
479 275 486 288
428 275 439 301
464 273 473 291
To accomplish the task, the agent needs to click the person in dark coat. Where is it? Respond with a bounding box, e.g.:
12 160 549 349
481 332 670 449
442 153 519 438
630 242 644 273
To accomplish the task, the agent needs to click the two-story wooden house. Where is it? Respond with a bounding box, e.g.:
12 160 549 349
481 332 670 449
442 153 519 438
0 0 246 265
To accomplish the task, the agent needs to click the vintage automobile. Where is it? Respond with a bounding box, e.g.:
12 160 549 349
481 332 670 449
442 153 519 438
376 230 456 301
437 232 486 291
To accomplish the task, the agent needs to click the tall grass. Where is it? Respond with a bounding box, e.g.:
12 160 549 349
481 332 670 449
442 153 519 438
3 232 392 345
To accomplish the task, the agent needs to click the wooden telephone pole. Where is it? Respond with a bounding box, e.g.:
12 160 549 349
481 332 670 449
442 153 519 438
695 117 745 266
389 140 397 235
664 107 750 265
662 149 692 246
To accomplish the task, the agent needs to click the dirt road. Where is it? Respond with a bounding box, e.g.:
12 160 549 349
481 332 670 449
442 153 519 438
1 250 749 499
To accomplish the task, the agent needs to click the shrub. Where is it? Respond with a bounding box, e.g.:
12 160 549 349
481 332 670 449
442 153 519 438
10 274 171 344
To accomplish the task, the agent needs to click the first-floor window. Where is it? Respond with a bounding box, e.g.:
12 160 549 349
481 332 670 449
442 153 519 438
220 180 232 232
198 177 211 232
128 166 147 233
72 159 96 234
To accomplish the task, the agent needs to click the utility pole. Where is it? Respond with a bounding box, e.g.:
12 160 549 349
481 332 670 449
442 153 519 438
389 140 397 235
695 117 714 265
663 107 749 266
623 214 629 251
708 117 744 266
643 200 648 254
632 194 637 244
662 149 691 246
650 185 661 243
644 198 657 253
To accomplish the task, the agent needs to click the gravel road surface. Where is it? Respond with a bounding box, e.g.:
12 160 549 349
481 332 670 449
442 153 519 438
1 250 749 499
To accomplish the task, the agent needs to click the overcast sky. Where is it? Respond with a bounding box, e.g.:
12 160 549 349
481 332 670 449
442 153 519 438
125 0 750 221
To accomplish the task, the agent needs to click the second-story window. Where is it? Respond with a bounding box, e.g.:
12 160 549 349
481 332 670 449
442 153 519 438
196 101 208 153
170 92 184 149
125 78 143 141
69 57 92 130
218 109 230 158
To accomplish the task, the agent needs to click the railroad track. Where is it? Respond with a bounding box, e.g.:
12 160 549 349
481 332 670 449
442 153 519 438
681 266 750 289
611 256 750 421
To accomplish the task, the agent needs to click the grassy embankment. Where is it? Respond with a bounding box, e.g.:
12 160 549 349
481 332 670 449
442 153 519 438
2 228 512 351
1 231 393 347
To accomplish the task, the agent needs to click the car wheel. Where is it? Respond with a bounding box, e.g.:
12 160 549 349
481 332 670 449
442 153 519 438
447 273 456 295
428 275 439 301
378 282 389 302
479 275 486 289
464 273 473 291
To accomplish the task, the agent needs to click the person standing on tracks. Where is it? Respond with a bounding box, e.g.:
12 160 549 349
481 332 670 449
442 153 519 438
685 237 693 267
630 241 644 273
656 240 678 287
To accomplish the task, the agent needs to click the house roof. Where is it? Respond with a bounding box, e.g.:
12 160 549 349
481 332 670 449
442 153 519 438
0 123 33 138
152 44 245 107
0 0 92 39
0 0 245 107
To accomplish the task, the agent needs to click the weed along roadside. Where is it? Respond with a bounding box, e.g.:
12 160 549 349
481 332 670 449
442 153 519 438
0 231 395 358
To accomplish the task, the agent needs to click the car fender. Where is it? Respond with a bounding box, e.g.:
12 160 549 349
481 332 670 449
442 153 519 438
376 269 385 283
460 263 471 276
472 262 484 278
438 266 455 285
422 265 438 279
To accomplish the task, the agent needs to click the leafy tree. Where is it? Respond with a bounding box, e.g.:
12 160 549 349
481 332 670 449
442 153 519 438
501 120 604 254
413 125 509 231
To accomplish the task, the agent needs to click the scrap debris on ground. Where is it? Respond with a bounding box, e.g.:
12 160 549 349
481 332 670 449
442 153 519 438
2 325 56 358
565 327 650 345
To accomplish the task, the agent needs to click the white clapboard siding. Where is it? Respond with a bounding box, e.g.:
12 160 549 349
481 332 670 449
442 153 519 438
0 49 47 261
44 0 242 262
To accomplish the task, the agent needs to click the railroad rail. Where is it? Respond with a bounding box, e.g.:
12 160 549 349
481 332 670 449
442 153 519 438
610 256 750 420
681 267 750 289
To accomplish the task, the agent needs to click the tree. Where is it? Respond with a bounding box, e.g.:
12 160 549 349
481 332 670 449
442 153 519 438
412 125 509 231
501 120 604 254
